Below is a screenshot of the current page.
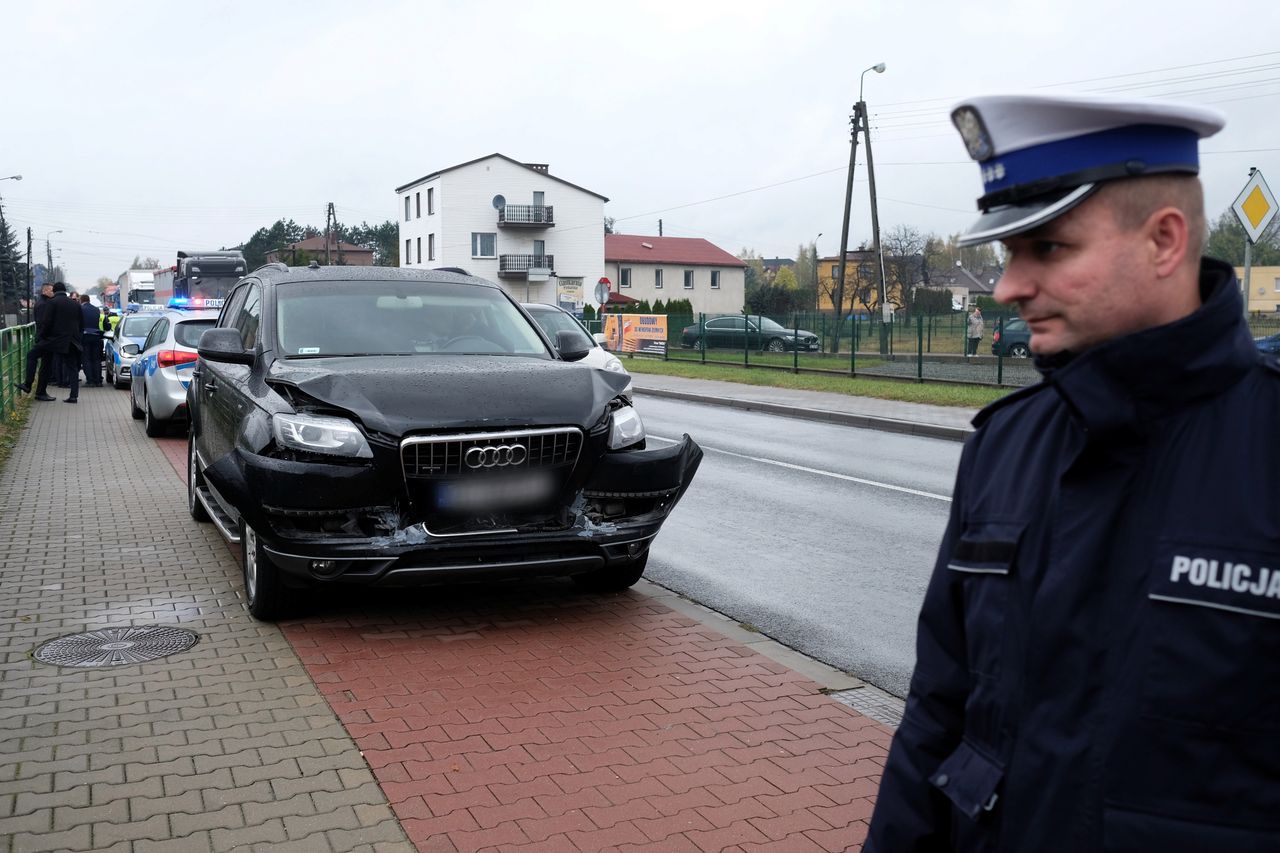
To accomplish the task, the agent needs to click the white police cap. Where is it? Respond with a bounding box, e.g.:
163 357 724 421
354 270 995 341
951 94 1225 246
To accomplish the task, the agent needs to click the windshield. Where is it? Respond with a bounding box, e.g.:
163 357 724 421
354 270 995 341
175 320 216 348
526 307 594 349
132 289 156 305
121 316 160 337
276 280 550 358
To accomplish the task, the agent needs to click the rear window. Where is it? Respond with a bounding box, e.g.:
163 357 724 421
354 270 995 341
527 308 594 349
175 320 216 348
121 316 160 337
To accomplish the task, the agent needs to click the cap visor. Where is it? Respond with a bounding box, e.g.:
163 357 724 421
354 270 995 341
957 184 1098 247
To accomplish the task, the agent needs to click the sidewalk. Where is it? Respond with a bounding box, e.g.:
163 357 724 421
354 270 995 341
632 373 980 441
1 386 894 852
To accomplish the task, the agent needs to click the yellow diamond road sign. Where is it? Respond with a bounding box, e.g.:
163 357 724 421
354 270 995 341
1232 170 1277 243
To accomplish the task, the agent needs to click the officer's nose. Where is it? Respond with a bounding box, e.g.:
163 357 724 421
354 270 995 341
993 260 1034 306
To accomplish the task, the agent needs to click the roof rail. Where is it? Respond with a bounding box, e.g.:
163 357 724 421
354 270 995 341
251 262 289 274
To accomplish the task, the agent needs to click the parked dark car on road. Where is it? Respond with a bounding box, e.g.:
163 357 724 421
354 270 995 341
991 316 1032 358
187 264 702 619
680 315 819 351
1255 332 1280 354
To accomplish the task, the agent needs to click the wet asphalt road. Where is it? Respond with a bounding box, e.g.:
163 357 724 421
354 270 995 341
637 395 963 698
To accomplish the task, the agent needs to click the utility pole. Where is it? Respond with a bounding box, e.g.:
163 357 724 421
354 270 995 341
26 228 33 323
324 203 333 264
658 219 663 237
831 104 862 354
862 105 890 355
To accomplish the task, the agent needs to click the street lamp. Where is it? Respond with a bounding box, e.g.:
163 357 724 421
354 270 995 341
0 175 20 182
858 63 891 354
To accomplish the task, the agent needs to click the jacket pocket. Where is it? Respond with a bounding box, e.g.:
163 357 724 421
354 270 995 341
947 520 1024 680
1143 538 1280 732
931 739 1004 820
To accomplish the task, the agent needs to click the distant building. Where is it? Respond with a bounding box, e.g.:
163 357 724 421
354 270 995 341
605 235 746 314
395 153 607 308
267 235 375 266
1237 265 1280 313
762 257 795 278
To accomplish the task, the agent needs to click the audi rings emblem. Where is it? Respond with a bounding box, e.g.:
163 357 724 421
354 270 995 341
464 444 528 469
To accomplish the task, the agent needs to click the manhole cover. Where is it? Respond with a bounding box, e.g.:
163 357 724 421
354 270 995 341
33 626 199 668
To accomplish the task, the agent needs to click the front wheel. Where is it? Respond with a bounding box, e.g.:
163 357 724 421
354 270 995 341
765 337 785 353
188 433 209 522
573 552 648 593
242 523 286 621
1009 342 1030 358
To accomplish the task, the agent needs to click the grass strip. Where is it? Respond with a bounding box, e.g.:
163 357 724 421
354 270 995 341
623 356 1015 408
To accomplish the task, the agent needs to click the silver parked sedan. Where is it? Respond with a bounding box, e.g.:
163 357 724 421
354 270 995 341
129 308 219 437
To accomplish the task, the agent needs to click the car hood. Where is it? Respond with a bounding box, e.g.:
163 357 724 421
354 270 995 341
266 355 630 435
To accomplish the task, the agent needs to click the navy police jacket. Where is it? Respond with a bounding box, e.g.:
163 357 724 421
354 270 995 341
866 259 1280 853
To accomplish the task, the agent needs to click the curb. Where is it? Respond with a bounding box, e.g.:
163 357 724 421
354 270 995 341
635 386 973 442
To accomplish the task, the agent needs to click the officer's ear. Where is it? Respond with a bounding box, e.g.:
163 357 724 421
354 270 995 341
1145 206 1190 280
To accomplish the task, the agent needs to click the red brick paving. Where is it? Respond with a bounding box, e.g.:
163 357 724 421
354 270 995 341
159 435 890 851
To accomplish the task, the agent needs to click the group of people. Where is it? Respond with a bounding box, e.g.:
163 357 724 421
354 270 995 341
14 281 117 403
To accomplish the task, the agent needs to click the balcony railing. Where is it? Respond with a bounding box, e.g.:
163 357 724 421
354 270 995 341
498 254 555 278
498 205 554 228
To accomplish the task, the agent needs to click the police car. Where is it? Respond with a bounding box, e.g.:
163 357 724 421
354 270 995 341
129 308 219 436
105 310 166 389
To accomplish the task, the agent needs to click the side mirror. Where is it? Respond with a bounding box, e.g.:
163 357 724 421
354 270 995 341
593 332 607 346
555 330 591 362
122 343 140 356
198 327 254 365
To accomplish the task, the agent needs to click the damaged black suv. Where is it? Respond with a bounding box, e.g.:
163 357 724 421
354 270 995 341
187 264 701 620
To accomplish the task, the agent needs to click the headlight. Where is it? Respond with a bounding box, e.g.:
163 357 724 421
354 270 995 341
608 405 645 449
602 354 628 374
272 413 373 458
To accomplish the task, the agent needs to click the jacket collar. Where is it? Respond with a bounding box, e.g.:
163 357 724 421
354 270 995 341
1040 258 1257 436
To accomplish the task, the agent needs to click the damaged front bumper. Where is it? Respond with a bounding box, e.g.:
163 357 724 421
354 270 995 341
202 435 702 586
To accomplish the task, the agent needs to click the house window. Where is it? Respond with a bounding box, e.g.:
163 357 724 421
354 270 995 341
415 192 421 218
405 238 411 264
404 197 411 221
1274 276 1280 292
831 264 838 279
471 233 496 258
710 270 720 290
415 237 421 264
428 234 436 261
683 270 694 290
620 268 632 289
654 269 663 289
427 187 435 215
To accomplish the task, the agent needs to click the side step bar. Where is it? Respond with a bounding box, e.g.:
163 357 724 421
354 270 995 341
197 484 241 545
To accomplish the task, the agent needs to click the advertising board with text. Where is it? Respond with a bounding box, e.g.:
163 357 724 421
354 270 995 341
602 314 668 356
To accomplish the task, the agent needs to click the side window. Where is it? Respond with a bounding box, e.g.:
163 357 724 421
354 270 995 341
235 286 262 349
144 320 169 351
220 285 248 328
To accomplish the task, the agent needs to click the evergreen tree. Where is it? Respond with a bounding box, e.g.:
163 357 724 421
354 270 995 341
1205 208 1280 266
0 197 27 311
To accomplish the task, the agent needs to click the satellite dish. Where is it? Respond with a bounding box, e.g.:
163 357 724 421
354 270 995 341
492 194 506 210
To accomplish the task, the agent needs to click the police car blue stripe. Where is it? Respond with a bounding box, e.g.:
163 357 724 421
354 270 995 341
1149 592 1280 621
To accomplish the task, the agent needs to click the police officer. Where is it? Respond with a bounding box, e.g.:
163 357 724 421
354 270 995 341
15 282 55 399
79 295 104 386
866 95 1280 851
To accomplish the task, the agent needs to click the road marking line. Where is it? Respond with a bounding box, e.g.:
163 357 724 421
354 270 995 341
648 435 952 502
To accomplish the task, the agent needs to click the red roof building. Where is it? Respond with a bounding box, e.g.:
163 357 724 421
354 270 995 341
604 235 746 314
266 235 375 266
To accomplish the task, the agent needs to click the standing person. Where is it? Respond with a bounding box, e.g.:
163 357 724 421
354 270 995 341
15 283 56 400
965 305 983 356
866 95 1279 851
79 295 104 387
35 283 83 403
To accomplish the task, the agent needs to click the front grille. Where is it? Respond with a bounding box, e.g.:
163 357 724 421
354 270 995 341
401 427 583 480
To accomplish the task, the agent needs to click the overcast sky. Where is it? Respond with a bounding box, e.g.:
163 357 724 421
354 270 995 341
2 0 1276 284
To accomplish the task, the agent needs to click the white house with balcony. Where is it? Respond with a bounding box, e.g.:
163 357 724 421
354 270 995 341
395 154 608 308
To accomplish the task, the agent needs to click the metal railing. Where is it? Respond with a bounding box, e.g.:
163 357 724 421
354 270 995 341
498 254 555 275
498 205 554 226
0 324 35 419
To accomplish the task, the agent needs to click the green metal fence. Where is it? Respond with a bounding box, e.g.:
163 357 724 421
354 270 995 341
0 324 35 419
590 308 1280 389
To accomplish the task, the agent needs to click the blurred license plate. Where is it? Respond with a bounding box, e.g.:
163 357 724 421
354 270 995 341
437 472 554 512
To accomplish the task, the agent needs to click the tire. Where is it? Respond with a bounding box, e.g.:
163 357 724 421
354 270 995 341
1009 342 1030 358
765 338 785 353
130 385 144 419
573 552 648 593
242 522 286 621
105 363 113 385
144 394 166 437
188 432 210 522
